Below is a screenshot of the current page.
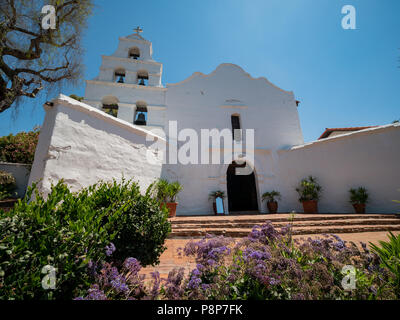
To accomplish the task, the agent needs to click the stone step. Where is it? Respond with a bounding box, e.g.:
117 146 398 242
170 214 399 226
171 219 400 230
169 224 400 238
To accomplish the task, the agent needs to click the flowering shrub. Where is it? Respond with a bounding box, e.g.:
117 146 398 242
0 179 170 300
0 128 40 164
78 223 399 300
0 170 16 200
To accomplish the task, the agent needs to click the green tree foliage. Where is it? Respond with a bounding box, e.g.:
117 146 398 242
0 128 40 164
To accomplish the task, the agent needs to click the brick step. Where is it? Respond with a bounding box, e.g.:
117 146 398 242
170 214 399 226
171 219 400 230
169 224 400 238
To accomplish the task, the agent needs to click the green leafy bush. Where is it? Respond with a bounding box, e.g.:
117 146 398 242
168 181 183 202
0 179 171 300
151 179 183 203
296 176 322 202
262 190 281 203
349 187 369 204
94 180 171 266
0 170 16 200
0 128 40 164
370 232 400 296
69 94 84 102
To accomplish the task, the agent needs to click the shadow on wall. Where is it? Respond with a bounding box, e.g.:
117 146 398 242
0 162 31 198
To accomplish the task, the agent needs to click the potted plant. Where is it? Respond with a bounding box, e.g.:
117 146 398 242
296 176 322 214
166 181 183 217
262 191 281 214
154 179 183 218
209 191 226 215
349 187 369 214
0 170 17 211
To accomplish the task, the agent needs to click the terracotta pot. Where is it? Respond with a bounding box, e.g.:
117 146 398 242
162 202 178 218
302 200 318 214
267 201 278 214
352 203 366 214
0 199 18 212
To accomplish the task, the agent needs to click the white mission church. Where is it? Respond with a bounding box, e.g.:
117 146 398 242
28 29 400 215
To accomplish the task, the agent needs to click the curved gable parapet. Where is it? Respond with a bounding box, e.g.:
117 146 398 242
167 63 293 96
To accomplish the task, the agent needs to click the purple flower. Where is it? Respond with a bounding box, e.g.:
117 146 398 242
110 275 129 294
149 271 161 299
311 239 323 247
105 242 116 256
124 258 141 274
79 285 108 300
269 277 280 286
201 284 211 291
207 259 216 266
244 248 271 260
163 268 185 300
192 268 201 276
188 276 202 290
333 241 345 251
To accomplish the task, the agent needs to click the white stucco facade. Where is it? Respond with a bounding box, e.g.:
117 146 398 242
28 95 165 196
28 31 400 214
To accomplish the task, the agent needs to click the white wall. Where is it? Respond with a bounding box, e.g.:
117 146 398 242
277 124 400 214
0 162 31 198
28 95 165 197
164 63 303 215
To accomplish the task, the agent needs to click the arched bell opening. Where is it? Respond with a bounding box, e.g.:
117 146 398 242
101 96 119 117
134 100 148 125
137 69 149 86
114 68 126 83
129 46 140 60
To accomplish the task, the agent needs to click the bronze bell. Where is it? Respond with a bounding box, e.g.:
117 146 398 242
117 76 124 83
135 112 146 125
139 78 145 86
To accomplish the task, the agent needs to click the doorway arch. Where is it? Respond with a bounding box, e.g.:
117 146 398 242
226 161 259 212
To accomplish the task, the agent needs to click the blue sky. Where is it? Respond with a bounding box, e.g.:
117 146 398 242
1 0 399 142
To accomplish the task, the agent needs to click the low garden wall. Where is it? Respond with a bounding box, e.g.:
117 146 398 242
0 162 31 198
277 123 400 213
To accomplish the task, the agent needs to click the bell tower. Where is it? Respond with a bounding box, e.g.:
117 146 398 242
83 27 166 129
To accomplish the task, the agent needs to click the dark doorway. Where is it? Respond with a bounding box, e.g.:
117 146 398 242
227 161 259 212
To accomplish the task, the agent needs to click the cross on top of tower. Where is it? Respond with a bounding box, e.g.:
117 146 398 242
134 26 143 35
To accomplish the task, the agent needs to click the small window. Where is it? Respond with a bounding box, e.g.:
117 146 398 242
231 115 242 141
115 69 125 83
137 69 149 86
134 101 147 125
129 47 140 60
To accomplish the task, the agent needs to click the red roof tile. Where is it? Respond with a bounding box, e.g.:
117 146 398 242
318 126 378 140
